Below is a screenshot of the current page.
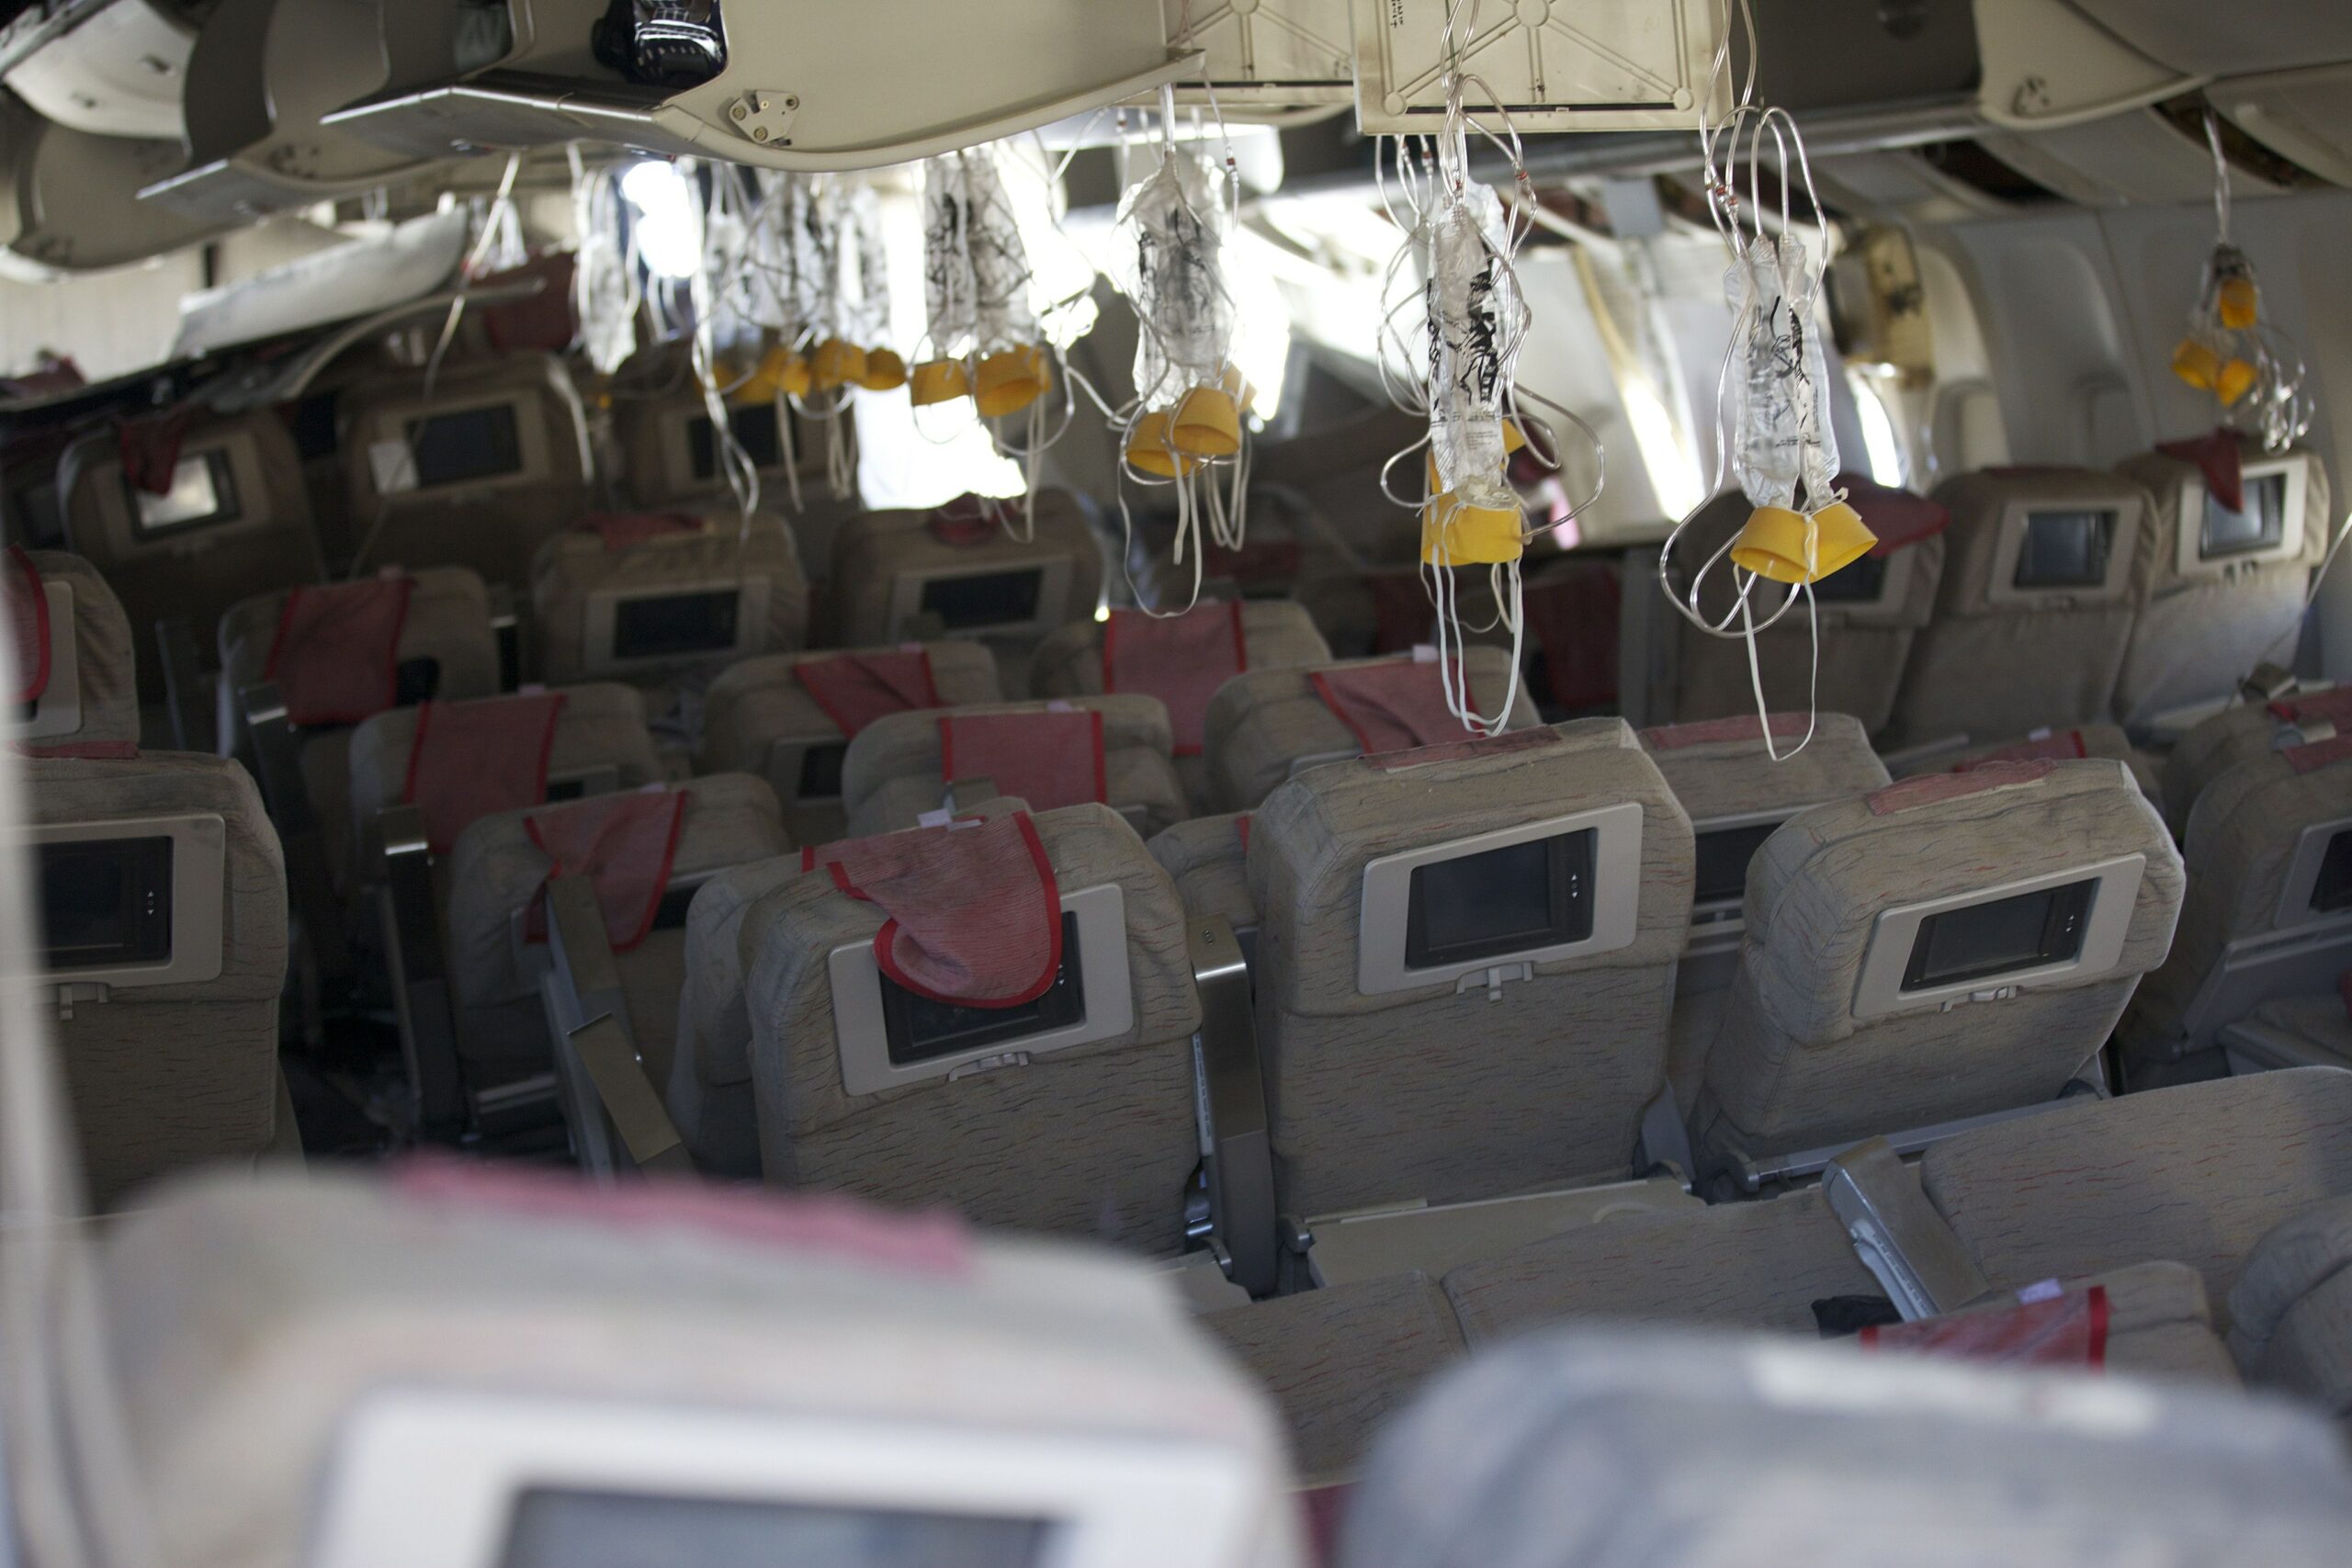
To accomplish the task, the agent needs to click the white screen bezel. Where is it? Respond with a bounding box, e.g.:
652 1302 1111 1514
13 580 81 742
1356 803 1645 996
365 395 549 500
830 880 1133 1098
886 558 1071 642
2273 815 2352 932
1984 494 2142 607
91 434 269 554
20 811 226 991
307 1387 1264 1568
2174 456 2308 578
581 577 769 676
1851 852 2146 1021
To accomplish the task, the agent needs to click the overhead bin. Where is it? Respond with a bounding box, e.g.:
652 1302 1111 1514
322 0 1203 171
2215 63 2352 188
0 89 230 270
0 0 191 140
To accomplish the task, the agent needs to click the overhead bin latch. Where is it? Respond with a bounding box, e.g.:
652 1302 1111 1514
729 89 799 147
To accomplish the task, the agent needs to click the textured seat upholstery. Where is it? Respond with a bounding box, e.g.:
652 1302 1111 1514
838 694 1186 840
526 508 808 685
1917 720 2163 800
336 354 593 583
2164 696 2300 830
25 750 286 1208
443 773 789 1091
1148 813 1259 939
1249 719 1692 1218
739 804 1204 1250
2125 739 2352 1064
6 548 140 748
2228 1196 2352 1427
1659 491 1947 737
1203 649 1540 814
1885 468 2154 749
57 410 322 701
2112 440 2331 728
1693 759 2183 1176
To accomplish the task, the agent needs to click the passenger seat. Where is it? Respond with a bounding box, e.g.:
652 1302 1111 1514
837 694 1187 839
5 547 140 750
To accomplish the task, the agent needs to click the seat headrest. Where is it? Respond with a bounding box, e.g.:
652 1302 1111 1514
5 548 137 748
1928 468 2152 612
1639 712 1888 825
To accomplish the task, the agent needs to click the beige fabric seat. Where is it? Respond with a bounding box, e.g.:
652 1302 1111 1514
838 694 1187 840
6 548 140 748
1910 721 2163 801
825 491 1102 692
2124 738 2352 1070
2228 1196 2352 1429
335 354 593 583
526 509 809 687
24 750 286 1208
696 640 1001 844
1638 713 1889 1111
1655 492 1946 738
1203 649 1540 814
57 409 324 704
443 773 789 1093
2164 696 2305 830
1148 813 1259 944
1692 760 2184 1183
1249 719 1693 1222
738 804 1203 1250
2112 440 2331 729
1884 468 2154 750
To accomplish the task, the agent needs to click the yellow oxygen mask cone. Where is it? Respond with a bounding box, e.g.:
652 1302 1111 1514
2218 275 2259 331
859 348 908 391
1421 491 1523 566
809 338 867 391
1125 409 1195 479
2217 357 2258 406
974 344 1049 418
1730 501 1878 586
909 358 970 407
2171 339 2221 392
1170 382 1242 457
731 344 808 405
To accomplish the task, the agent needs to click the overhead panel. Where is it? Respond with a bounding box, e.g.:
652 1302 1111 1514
2216 64 2352 188
0 93 232 270
1 0 192 141
1349 0 1725 136
1161 0 1355 110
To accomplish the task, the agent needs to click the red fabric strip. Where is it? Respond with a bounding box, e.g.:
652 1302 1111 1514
116 405 195 496
1867 759 2055 816
928 492 1016 544
264 577 414 727
1311 660 1480 755
1520 563 1619 708
1836 471 1950 557
794 649 942 739
5 547 50 705
1860 1285 2109 1370
806 812 1062 1006
1204 536 1301 586
1102 601 1246 756
2157 429 2245 514
1235 813 1251 852
1298 1484 1352 1568
524 788 690 953
1954 730 2089 771
574 512 706 552
1365 726 1562 771
401 691 567 854
2271 688 2352 729
9 740 137 760
1640 713 1811 750
938 709 1107 810
2283 734 2352 775
474 253 579 354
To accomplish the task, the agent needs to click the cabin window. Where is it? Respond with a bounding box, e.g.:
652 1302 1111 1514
1405 829 1594 969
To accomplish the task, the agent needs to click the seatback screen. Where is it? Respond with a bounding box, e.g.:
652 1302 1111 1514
918 569 1044 631
2312 829 2352 916
797 740 848 800
613 588 741 660
2200 472 2288 560
1693 819 1781 908
1810 551 1887 604
881 912 1084 1066
405 404 523 489
128 452 240 536
502 1486 1046 1568
1406 829 1594 969
39 835 172 971
2013 509 2114 590
688 405 786 479
1902 876 2095 992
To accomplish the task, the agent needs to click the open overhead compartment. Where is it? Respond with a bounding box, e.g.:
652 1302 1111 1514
0 0 192 140
2214 64 2352 188
0 87 231 268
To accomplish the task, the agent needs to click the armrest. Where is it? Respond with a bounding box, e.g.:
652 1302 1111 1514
1822 1137 1992 1320
242 682 347 991
1190 914 1278 1297
370 802 468 1140
155 617 216 754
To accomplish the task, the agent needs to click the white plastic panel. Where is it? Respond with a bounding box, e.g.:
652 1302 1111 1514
2218 64 2352 188
0 100 232 271
1350 0 1724 135
1164 0 1355 107
1 0 191 140
174 209 469 357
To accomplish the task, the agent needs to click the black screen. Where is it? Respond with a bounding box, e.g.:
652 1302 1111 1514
650 878 703 932
797 740 848 800
405 404 523 488
1693 820 1782 908
39 836 171 971
1810 551 1887 604
2312 830 2352 915
2013 509 2114 590
127 452 240 536
613 588 741 660
501 1486 1046 1568
2200 472 2289 560
882 912 1084 1066
1406 829 1593 969
1902 877 2095 991
919 569 1044 631
688 404 786 479
392 656 442 706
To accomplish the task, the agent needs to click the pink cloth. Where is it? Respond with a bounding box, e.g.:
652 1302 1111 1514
525 788 690 952
1868 759 2055 816
2270 689 2352 729
1364 727 1561 771
402 691 567 853
264 576 415 727
1102 602 1246 757
1311 660 1481 755
1860 1284 2109 1370
1204 536 1302 588
794 649 941 739
1521 562 1619 708
2282 735 2352 776
1298 1485 1351 1566
939 709 1107 811
574 512 706 551
474 253 579 354
116 405 195 496
1640 713 1811 750
805 811 1062 1005
5 547 49 705
1235 813 1251 852
1955 730 2090 770
1836 471 1951 556
928 492 1016 544
2157 428 2245 513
